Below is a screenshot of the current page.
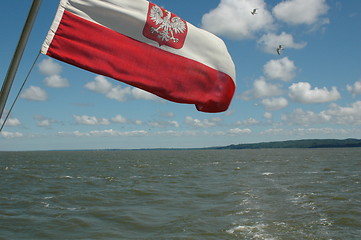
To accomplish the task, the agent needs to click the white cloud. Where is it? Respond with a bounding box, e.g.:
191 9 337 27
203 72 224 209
235 118 260 126
134 120 143 125
21 86 47 101
88 129 147 137
44 75 69 88
281 108 326 126
0 131 23 138
37 119 51 127
228 128 252 135
263 57 297 81
74 115 110 125
1 118 21 127
39 58 69 88
33 115 56 128
241 77 284 100
105 86 132 102
289 82 341 104
160 112 175 118
253 78 284 98
321 101 361 125
273 0 329 25
281 101 361 126
85 75 160 102
130 88 160 101
185 116 222 128
260 127 354 137
168 121 180 128
258 32 307 54
261 97 288 110
111 114 127 124
38 58 62 75
264 112 273 119
347 80 361 98
201 0 274 39
74 114 144 126
85 75 113 94
149 120 180 128
57 129 148 137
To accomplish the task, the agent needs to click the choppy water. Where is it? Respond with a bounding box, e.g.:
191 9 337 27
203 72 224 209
1 148 360 239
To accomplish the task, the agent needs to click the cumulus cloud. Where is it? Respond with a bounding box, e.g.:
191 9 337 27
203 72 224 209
260 127 353 137
84 75 113 94
105 86 132 102
235 117 260 126
73 114 144 126
33 115 56 128
160 112 175 118
347 80 361 98
263 57 297 81
37 119 51 127
58 129 148 137
289 82 341 104
321 101 361 125
39 58 69 88
261 97 288 110
38 58 62 75
258 32 307 54
281 108 326 126
185 116 222 128
201 0 274 39
74 115 111 125
130 87 161 101
228 128 252 135
240 77 284 100
85 75 160 102
149 120 180 128
44 75 69 88
21 86 47 101
0 131 23 138
111 114 128 124
273 0 329 25
281 101 361 126
264 112 273 119
1 118 21 127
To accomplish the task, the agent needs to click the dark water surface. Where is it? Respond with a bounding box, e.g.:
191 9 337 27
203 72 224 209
1 148 360 239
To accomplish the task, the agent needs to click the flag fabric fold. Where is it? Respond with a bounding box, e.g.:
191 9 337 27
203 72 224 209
42 0 236 112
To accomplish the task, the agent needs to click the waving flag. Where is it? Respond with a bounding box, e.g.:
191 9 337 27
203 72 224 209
42 0 236 112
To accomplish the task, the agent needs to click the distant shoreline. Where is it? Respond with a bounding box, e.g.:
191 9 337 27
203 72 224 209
2 138 360 152
211 138 361 150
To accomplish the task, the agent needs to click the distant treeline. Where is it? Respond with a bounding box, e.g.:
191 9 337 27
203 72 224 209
213 138 361 150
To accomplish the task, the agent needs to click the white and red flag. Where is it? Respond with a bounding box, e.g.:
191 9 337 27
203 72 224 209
42 0 236 112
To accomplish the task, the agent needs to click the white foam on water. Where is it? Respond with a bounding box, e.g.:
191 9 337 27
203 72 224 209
262 172 273 176
226 223 275 240
60 175 73 179
41 202 50 208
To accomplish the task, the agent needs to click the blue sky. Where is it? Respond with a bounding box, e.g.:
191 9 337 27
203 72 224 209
1 0 361 151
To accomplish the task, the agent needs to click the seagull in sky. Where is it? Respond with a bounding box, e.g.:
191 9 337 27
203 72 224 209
276 45 284 55
251 8 258 15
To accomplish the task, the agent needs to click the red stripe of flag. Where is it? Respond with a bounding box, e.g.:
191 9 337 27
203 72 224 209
43 1 236 113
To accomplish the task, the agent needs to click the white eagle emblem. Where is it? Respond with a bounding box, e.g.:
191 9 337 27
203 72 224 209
149 5 187 43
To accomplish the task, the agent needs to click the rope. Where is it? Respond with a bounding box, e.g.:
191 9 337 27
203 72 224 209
0 51 41 132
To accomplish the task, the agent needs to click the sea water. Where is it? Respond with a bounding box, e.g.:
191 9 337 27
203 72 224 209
1 148 360 239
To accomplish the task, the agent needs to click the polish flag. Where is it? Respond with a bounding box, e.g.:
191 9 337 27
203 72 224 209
41 0 236 112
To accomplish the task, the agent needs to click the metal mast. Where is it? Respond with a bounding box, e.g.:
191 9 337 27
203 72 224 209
0 0 42 119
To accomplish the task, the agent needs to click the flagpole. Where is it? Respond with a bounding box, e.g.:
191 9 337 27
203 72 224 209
0 0 42 119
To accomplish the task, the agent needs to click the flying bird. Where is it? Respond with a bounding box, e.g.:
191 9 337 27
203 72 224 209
251 8 258 15
276 45 284 55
